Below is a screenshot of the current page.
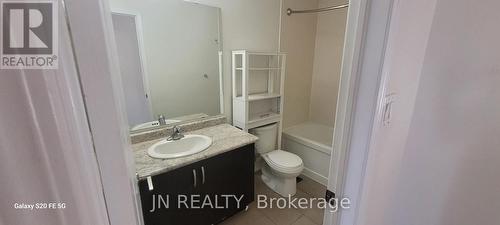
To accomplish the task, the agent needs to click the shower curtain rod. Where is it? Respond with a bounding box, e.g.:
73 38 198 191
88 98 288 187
286 3 349 16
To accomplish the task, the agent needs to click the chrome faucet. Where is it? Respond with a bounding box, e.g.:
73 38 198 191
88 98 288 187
167 125 184 141
158 114 166 126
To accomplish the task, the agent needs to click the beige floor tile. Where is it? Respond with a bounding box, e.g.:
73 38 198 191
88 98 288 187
255 174 280 199
260 205 302 225
220 206 275 225
291 216 317 225
288 189 313 211
292 189 324 224
303 206 324 225
296 176 326 198
254 174 302 224
227 173 328 225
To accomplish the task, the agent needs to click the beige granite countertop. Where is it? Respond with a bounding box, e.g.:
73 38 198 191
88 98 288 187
133 124 258 180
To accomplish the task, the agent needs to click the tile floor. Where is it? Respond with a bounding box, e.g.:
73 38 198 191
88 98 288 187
221 173 327 225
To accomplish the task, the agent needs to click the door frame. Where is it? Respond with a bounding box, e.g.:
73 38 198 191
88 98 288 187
63 0 144 225
111 10 154 120
324 0 395 224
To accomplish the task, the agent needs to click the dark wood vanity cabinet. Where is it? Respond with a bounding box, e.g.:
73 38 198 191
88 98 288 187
138 144 255 225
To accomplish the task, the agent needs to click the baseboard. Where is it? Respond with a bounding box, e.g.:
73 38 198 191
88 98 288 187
301 167 328 186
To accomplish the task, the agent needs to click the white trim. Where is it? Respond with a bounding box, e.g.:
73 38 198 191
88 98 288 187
109 8 139 17
132 13 153 119
324 0 370 222
111 10 154 120
216 8 225 115
301 168 328 186
218 51 224 114
324 0 396 224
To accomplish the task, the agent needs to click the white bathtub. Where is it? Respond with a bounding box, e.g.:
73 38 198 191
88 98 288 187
282 122 333 185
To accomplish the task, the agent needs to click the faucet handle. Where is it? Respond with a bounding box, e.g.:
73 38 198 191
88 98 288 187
158 114 166 125
167 126 184 141
173 125 182 133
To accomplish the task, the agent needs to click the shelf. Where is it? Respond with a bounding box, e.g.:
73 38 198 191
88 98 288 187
235 93 281 101
248 111 281 124
235 67 281 71
248 52 286 56
232 50 285 144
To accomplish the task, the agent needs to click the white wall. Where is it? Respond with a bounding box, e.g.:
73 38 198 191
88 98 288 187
192 0 282 122
280 0 318 128
111 0 221 119
119 0 346 129
357 0 500 224
356 0 437 224
309 0 347 126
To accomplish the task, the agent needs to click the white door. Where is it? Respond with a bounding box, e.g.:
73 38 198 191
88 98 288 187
112 13 153 125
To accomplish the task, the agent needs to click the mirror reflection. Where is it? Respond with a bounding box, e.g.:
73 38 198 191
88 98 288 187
110 0 223 132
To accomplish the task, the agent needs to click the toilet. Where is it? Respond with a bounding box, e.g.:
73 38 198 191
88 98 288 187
250 123 304 197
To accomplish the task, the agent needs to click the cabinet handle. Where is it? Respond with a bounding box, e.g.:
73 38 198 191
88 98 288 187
201 166 206 184
193 169 197 187
147 176 154 191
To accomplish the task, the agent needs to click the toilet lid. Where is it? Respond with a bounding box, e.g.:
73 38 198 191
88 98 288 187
265 150 303 169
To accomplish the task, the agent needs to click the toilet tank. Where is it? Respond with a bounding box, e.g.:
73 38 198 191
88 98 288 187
249 123 278 154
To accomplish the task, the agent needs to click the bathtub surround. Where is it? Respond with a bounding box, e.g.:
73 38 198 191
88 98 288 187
280 0 347 128
309 0 347 126
133 123 258 179
280 0 318 128
278 0 348 187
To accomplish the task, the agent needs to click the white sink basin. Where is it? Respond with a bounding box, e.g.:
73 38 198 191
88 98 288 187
147 135 212 159
131 119 181 131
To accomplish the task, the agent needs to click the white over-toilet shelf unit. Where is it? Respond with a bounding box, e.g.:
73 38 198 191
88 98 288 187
232 50 286 148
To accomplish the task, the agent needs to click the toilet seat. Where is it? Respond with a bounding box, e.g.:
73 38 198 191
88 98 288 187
263 150 303 174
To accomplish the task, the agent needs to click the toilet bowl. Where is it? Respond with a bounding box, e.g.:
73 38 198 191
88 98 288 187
250 124 304 197
261 150 303 196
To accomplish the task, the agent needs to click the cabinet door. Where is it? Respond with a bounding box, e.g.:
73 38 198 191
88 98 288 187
138 163 204 225
200 144 255 224
138 144 255 225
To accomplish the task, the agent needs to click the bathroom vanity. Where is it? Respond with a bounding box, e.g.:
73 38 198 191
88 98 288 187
133 124 258 225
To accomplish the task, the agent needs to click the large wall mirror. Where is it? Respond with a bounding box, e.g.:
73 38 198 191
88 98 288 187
110 0 223 133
